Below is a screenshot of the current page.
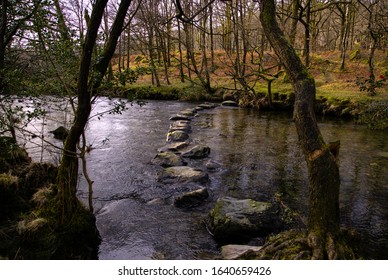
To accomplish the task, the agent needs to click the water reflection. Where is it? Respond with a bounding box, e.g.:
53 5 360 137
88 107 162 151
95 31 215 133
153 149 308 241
24 99 388 259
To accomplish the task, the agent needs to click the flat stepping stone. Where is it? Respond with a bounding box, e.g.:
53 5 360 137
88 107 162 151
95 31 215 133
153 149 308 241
151 151 186 167
198 103 217 109
170 115 192 121
221 100 239 107
166 130 189 142
158 141 190 153
157 166 209 184
169 121 192 133
179 108 197 117
182 145 211 159
174 187 209 208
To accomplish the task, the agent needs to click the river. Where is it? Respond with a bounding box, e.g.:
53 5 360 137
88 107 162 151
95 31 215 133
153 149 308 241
24 98 388 259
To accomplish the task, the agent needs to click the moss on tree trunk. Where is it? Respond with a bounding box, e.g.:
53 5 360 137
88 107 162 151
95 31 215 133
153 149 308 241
259 0 346 259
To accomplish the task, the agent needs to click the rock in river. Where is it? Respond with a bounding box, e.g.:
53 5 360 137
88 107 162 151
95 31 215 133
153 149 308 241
208 196 282 242
158 141 190 153
169 121 192 133
169 115 192 121
221 100 239 107
174 187 209 208
151 151 186 167
182 145 211 159
166 130 189 142
50 126 69 140
221 244 263 260
158 166 209 184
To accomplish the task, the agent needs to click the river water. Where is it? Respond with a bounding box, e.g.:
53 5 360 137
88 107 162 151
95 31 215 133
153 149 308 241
24 98 388 259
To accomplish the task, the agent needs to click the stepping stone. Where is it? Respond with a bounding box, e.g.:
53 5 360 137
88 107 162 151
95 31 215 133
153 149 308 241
157 166 209 184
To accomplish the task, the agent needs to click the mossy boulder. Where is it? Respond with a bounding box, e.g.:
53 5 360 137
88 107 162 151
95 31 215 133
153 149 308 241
209 197 283 243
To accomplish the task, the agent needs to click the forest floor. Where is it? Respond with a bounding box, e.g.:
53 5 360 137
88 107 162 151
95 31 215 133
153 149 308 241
108 49 387 129
118 49 388 102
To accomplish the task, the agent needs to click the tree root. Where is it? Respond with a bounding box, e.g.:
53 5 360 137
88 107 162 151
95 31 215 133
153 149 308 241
255 229 359 260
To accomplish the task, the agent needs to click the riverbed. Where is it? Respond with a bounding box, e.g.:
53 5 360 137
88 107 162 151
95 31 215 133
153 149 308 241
24 98 388 259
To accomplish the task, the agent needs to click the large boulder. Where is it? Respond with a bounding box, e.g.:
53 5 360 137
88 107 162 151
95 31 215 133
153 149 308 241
182 145 210 159
209 197 283 243
174 187 209 208
157 166 209 184
151 151 186 167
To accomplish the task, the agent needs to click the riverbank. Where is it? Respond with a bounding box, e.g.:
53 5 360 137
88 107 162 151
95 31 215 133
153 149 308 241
0 137 100 259
102 49 387 129
98 83 388 130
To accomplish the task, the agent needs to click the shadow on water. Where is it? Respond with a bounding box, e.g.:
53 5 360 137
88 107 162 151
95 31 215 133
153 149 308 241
26 98 388 259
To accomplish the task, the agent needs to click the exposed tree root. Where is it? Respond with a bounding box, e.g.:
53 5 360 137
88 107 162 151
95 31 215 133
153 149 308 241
255 229 359 260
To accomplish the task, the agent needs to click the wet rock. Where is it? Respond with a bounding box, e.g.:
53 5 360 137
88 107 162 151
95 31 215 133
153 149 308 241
151 151 186 167
221 244 263 260
166 130 189 142
147 198 166 206
182 145 211 159
209 197 282 243
158 141 190 153
179 108 197 117
50 126 69 140
205 160 221 171
174 187 209 208
198 103 217 109
221 100 239 107
169 121 192 133
157 166 209 184
169 115 192 121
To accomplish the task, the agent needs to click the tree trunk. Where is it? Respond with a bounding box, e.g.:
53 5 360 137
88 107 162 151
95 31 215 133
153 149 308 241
56 0 132 224
56 0 109 224
289 0 299 46
260 0 341 259
177 20 185 83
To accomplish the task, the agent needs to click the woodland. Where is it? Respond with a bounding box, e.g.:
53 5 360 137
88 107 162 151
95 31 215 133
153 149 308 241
0 0 387 260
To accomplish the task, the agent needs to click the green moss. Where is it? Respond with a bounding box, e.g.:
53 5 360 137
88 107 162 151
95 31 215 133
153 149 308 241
0 173 18 190
15 192 100 259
